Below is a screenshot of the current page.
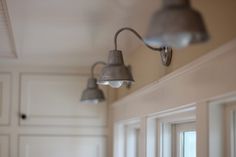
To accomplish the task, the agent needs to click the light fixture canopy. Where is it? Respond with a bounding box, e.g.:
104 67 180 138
97 27 172 88
81 62 106 104
145 0 209 48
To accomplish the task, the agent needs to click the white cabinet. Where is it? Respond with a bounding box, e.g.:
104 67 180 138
0 73 11 126
19 135 106 157
20 73 107 127
0 135 10 157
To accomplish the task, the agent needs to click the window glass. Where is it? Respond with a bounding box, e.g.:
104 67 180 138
175 122 196 157
125 125 140 157
182 131 196 157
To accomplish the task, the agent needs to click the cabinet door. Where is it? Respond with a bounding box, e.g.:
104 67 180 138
0 135 10 157
19 135 106 157
20 74 107 127
0 73 11 125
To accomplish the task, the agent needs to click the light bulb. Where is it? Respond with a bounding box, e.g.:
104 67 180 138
108 81 123 88
81 99 99 104
91 99 99 104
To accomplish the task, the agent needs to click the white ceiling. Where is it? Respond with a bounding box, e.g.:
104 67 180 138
0 0 160 66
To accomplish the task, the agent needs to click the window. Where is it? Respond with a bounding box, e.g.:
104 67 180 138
125 124 140 157
209 98 236 157
114 119 141 157
174 122 196 157
146 105 196 157
224 102 236 157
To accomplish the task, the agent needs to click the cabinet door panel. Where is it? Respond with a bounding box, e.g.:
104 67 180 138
0 73 11 125
0 135 10 157
20 74 107 127
19 136 106 157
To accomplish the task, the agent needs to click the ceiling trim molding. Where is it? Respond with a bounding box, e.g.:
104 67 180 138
0 0 17 58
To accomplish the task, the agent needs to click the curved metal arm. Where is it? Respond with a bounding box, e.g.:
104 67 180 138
114 27 163 51
114 27 172 66
91 61 106 78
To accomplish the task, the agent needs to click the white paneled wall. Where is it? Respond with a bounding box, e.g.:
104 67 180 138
20 74 107 127
0 67 108 157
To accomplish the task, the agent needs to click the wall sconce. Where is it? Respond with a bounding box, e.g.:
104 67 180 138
97 0 209 88
97 27 172 88
145 0 209 48
81 61 106 104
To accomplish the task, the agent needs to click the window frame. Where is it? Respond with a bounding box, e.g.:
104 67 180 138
224 102 236 157
114 118 141 157
125 122 141 157
146 105 196 157
174 122 196 157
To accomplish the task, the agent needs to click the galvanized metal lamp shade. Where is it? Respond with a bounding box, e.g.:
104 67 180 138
97 50 134 88
81 78 105 104
145 0 209 48
80 62 106 104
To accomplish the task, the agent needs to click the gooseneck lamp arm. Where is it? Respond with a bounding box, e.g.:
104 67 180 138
91 61 106 78
114 27 172 66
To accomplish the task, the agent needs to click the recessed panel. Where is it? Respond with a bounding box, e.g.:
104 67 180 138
19 136 106 157
20 74 107 126
0 135 10 157
0 73 11 125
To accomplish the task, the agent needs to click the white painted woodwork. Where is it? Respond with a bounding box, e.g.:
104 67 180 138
208 102 224 157
196 102 209 157
20 73 107 127
0 68 108 157
125 121 141 157
146 105 196 157
0 135 9 157
223 101 236 157
0 73 11 125
19 135 106 157
113 118 141 157
175 122 196 157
